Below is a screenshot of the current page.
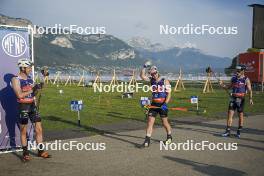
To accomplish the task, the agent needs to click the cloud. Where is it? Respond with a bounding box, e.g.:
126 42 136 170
0 0 262 57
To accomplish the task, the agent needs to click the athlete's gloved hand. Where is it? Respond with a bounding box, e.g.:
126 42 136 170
33 83 43 90
161 103 168 111
32 83 44 95
143 60 152 68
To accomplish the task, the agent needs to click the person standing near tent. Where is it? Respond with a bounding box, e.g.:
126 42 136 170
140 61 172 147
219 65 254 138
11 58 50 161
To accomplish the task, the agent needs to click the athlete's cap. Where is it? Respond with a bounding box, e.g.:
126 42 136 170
18 58 33 68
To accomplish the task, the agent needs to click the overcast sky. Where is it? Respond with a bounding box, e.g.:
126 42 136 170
0 0 263 58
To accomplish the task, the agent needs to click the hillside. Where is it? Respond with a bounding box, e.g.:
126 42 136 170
0 14 231 73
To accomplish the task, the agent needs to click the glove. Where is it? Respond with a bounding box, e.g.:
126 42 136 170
33 83 43 90
32 83 44 95
161 103 168 111
143 60 152 68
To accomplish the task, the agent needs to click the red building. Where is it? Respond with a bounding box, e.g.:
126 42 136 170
238 52 264 83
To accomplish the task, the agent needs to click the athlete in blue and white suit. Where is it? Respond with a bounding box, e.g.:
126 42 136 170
140 61 172 147
11 58 51 161
220 65 253 138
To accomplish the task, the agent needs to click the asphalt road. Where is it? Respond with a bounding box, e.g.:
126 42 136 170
0 115 263 176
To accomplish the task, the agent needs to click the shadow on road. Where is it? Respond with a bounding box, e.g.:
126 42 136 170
171 119 264 149
171 119 264 136
44 115 160 148
44 114 264 150
238 143 264 152
163 156 247 176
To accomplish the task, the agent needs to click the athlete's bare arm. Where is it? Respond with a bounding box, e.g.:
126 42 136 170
11 77 33 99
219 80 232 90
140 68 150 82
246 78 253 105
165 80 171 104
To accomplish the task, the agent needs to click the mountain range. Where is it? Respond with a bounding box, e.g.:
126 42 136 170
0 14 231 73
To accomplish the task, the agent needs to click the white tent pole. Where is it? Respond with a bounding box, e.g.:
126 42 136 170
29 26 35 81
